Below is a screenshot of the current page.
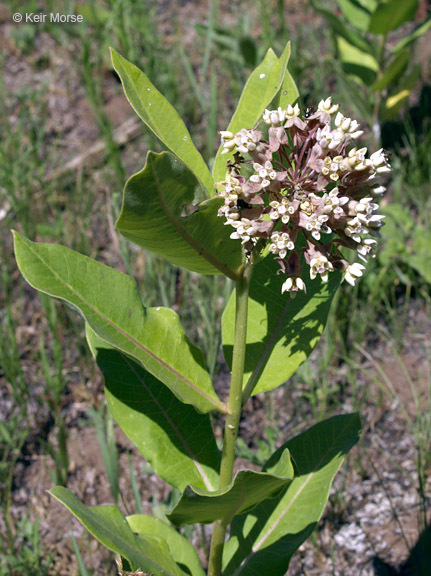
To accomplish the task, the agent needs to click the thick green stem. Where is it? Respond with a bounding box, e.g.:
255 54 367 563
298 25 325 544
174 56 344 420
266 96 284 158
207 261 253 576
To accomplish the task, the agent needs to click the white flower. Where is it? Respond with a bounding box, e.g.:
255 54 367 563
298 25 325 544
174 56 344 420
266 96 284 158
285 103 300 118
347 147 368 170
345 217 366 242
250 161 277 188
322 188 349 216
263 107 286 126
220 130 236 154
344 262 366 286
321 155 346 181
318 97 339 115
354 197 379 217
316 126 346 151
310 255 334 282
235 129 259 154
334 113 363 138
305 214 331 240
269 198 291 223
357 238 377 261
269 231 294 259
281 276 306 296
230 218 258 243
370 184 386 196
370 149 391 173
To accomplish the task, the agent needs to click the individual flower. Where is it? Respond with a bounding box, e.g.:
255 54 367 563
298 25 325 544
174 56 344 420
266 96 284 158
250 161 277 188
309 255 334 282
263 107 286 126
216 99 391 295
281 276 306 296
344 262 366 286
318 96 339 116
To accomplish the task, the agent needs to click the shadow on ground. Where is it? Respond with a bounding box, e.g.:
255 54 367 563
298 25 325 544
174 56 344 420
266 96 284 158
374 523 431 576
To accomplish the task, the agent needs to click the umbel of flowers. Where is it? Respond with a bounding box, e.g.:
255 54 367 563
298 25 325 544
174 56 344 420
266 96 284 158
217 98 391 295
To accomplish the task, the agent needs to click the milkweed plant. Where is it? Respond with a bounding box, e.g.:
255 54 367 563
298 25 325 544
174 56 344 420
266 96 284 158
14 42 390 575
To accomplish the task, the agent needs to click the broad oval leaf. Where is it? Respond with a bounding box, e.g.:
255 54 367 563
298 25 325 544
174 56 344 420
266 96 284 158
111 49 214 195
212 42 292 182
337 0 371 31
336 36 378 85
50 487 186 576
223 414 361 575
168 450 294 527
368 0 418 35
86 325 220 491
13 233 226 414
127 515 205 576
116 151 242 278
222 256 340 397
274 68 299 109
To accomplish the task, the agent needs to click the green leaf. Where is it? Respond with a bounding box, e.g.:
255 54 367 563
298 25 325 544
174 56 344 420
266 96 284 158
222 256 340 396
381 65 420 121
274 69 299 109
110 48 213 196
310 0 372 53
379 205 431 283
336 36 378 85
411 227 431 283
13 233 225 414
359 0 377 10
50 487 185 576
391 17 431 53
379 204 412 266
116 151 242 279
127 515 205 576
168 450 294 526
372 49 409 91
86 326 220 492
368 0 418 34
336 0 371 31
223 414 361 575
212 42 292 182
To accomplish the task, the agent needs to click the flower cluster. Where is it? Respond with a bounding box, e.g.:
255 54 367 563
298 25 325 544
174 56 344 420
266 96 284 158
217 98 391 295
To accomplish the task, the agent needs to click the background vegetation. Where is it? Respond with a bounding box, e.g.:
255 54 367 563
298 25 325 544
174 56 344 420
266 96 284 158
0 0 430 574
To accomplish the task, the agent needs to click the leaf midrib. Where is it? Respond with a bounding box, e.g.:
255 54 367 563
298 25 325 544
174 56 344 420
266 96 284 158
234 419 355 574
112 51 213 194
19 237 227 414
149 155 240 281
123 354 217 491
51 490 181 576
